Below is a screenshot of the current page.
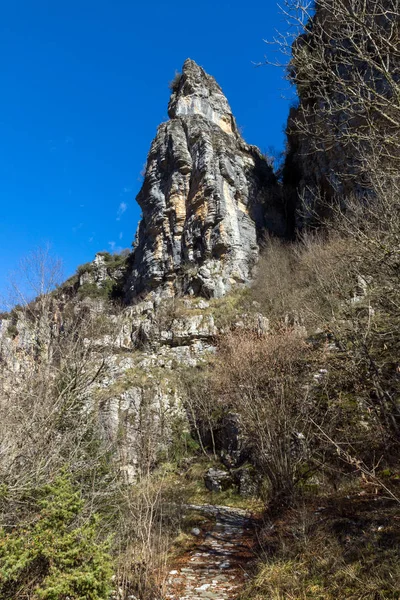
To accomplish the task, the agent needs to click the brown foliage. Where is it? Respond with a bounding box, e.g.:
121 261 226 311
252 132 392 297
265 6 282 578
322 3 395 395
212 329 317 505
251 234 358 330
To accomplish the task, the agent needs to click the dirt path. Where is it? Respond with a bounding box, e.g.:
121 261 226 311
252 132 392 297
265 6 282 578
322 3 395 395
165 505 256 600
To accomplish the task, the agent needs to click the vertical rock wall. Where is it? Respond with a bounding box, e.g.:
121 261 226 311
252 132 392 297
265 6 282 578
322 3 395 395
125 59 285 301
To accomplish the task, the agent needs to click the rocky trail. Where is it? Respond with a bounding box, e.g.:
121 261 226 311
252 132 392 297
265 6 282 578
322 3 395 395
164 505 257 600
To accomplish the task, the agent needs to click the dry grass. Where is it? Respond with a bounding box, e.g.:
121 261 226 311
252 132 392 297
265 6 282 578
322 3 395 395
250 234 358 331
242 493 400 600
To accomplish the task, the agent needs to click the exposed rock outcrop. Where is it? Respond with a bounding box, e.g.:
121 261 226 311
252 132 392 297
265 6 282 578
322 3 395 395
125 59 285 301
204 468 232 493
0 60 287 480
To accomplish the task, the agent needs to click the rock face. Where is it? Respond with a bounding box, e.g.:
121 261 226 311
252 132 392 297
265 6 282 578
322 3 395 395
204 468 232 493
125 59 284 301
0 60 288 481
283 97 364 229
282 1 398 227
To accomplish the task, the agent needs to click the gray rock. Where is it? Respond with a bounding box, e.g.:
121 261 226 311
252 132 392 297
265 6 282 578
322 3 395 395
125 59 285 302
233 465 260 497
78 252 121 289
204 468 232 492
0 61 287 488
197 299 210 309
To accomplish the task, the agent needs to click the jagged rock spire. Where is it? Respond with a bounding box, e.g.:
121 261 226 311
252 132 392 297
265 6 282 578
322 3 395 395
168 59 237 135
125 60 284 301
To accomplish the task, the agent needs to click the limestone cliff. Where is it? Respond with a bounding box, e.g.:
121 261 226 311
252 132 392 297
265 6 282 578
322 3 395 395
125 59 284 301
0 60 284 481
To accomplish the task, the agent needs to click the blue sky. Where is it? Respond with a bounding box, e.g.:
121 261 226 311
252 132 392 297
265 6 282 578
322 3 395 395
0 0 294 295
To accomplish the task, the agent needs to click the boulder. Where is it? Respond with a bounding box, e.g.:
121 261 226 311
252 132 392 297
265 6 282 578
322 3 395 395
204 468 232 492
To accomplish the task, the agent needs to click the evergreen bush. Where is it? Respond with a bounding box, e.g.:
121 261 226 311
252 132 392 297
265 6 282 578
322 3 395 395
0 471 113 600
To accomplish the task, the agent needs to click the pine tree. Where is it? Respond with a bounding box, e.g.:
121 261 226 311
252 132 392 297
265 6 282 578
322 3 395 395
0 471 114 600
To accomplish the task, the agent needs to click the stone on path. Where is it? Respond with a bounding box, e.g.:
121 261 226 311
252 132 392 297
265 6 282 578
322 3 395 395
165 506 255 600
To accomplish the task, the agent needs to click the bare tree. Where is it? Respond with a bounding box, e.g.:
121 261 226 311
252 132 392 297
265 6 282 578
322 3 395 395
7 244 63 304
0 247 122 523
0 248 189 599
263 1 400 443
268 0 400 203
211 330 317 505
181 369 219 459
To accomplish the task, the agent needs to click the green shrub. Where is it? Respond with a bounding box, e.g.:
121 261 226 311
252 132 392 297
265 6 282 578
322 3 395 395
99 250 130 270
58 274 79 291
0 471 113 600
6 324 18 338
76 262 94 277
77 280 114 300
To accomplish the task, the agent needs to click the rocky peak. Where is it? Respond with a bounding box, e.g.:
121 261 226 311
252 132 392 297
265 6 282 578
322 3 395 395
125 60 285 302
168 58 237 135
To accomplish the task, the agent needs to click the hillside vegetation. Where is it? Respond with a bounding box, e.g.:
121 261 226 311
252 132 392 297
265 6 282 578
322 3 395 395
1 1 399 598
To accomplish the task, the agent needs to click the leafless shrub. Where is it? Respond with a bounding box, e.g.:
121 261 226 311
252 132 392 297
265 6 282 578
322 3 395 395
245 202 400 496
251 234 358 330
180 368 219 458
212 329 317 505
0 308 115 525
0 249 188 598
168 70 182 92
114 472 183 600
